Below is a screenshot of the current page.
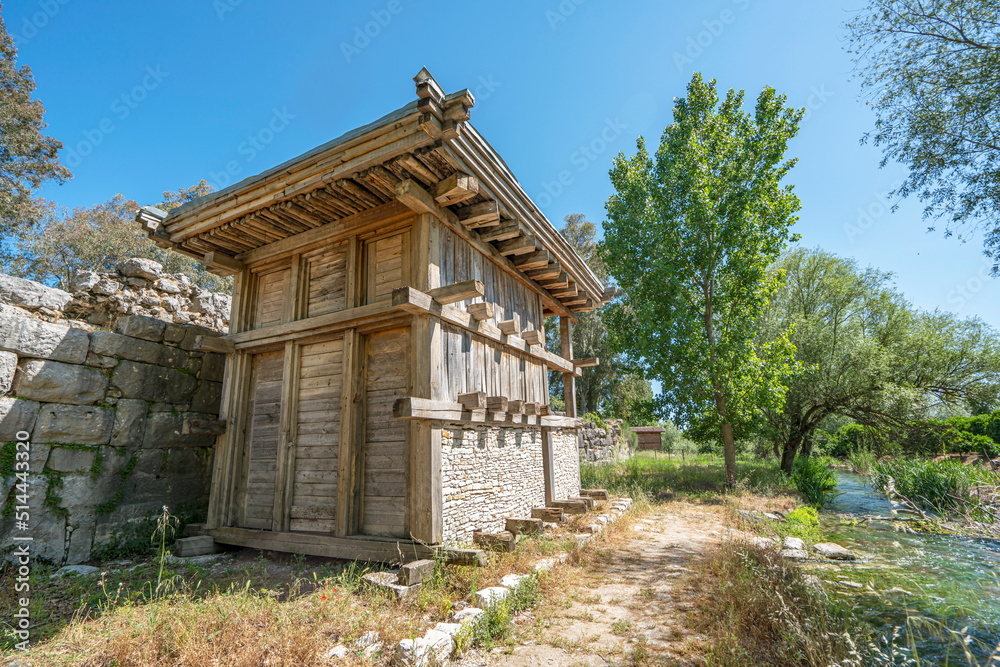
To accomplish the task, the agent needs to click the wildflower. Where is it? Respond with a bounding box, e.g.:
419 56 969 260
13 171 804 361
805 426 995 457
321 595 327 600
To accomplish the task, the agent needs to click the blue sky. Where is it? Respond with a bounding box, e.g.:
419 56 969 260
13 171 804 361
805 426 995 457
7 0 999 328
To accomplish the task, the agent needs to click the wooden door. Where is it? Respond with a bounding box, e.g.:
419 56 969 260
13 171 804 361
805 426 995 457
360 327 409 537
239 351 284 529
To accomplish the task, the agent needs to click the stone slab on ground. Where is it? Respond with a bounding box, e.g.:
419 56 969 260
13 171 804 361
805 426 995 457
362 571 421 600
813 542 857 561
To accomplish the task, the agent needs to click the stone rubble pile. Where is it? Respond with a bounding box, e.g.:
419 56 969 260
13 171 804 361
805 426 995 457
579 419 631 463
0 258 231 333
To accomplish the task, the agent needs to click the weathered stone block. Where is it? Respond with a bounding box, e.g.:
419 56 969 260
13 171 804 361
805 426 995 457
115 315 166 342
47 446 97 472
117 257 162 281
153 278 182 294
90 331 188 368
0 273 73 311
142 412 216 448
191 381 223 413
92 279 121 296
0 397 40 440
18 360 108 405
180 325 215 351
398 559 436 586
111 398 147 448
162 323 187 345
0 350 16 394
505 517 544 536
200 353 226 382
34 405 114 445
0 316 90 363
112 360 197 403
69 270 101 292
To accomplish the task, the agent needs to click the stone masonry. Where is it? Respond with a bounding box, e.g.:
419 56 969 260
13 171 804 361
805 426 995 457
0 285 226 564
0 257 231 333
578 419 632 463
440 425 580 546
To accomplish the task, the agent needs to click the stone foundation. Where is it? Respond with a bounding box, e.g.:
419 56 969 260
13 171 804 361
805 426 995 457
440 425 581 547
0 309 224 564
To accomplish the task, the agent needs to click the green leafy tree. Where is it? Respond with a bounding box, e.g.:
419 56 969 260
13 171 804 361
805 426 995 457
761 247 1000 472
846 1 1000 269
602 73 802 487
545 214 653 419
2 181 232 292
0 5 71 230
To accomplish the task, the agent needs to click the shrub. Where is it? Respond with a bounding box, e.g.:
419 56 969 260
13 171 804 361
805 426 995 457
847 450 877 475
792 456 838 508
581 411 607 430
775 506 822 544
870 457 1000 518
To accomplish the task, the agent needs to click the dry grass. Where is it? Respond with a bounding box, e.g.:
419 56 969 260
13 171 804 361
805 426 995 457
686 539 856 667
1 502 639 666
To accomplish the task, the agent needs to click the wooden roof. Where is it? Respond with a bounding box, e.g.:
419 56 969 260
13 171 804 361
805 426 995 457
137 68 608 317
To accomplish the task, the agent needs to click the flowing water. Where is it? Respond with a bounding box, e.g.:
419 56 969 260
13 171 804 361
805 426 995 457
820 471 1000 663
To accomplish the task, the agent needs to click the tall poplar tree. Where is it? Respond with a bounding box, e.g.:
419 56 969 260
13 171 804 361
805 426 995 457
602 73 802 487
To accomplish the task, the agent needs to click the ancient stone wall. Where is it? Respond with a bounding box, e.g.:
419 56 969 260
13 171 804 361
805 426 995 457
578 420 632 463
552 428 582 500
0 304 226 565
439 425 584 547
0 258 231 333
440 425 546 546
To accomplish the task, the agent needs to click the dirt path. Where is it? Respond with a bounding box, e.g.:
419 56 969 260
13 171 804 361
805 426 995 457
459 502 730 667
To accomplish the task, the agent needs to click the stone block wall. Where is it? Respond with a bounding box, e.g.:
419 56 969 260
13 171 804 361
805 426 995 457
579 420 632 463
0 309 225 565
440 425 546 546
439 425 583 547
552 428 581 500
0 257 231 332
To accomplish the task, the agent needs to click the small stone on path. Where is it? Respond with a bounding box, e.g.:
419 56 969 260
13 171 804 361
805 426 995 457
813 542 857 561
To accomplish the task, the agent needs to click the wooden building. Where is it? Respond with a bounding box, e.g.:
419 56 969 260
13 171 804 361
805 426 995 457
137 70 609 560
631 427 665 451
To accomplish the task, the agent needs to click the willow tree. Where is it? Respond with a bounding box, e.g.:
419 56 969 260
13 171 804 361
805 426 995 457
602 73 801 487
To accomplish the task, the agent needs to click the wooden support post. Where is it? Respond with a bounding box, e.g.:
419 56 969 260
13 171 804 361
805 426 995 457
497 320 519 336
560 317 576 418
336 330 363 537
427 279 484 305
521 329 544 346
486 396 508 412
458 391 486 409
467 302 494 321
573 357 599 368
408 313 443 544
204 251 245 276
192 335 235 355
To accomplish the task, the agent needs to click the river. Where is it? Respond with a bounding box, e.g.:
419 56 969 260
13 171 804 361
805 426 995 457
820 471 1000 663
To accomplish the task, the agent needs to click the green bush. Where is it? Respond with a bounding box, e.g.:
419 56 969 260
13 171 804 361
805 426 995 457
870 457 1000 518
581 411 607 430
775 506 822 544
792 456 838 508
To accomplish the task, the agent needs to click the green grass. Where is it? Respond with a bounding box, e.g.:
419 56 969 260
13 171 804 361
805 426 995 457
581 451 795 501
870 457 1000 520
792 456 839 508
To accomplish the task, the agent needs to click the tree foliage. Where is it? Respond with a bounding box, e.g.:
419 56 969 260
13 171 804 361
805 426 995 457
846 0 1000 269
602 73 802 486
1 181 232 292
761 247 1000 472
546 214 653 423
0 5 71 230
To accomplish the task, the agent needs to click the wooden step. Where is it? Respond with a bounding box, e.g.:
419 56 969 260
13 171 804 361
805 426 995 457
473 530 516 553
531 507 564 523
580 489 610 501
550 499 588 515
505 517 544 536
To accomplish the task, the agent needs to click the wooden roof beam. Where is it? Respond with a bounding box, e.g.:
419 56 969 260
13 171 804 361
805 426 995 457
434 172 479 206
428 279 485 305
457 200 500 229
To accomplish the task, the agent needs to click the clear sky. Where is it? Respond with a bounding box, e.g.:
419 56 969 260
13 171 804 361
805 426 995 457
7 0 998 328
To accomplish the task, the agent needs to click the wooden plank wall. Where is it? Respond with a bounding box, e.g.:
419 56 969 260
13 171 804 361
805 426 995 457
362 327 409 537
366 230 411 304
304 242 349 318
254 269 289 329
435 225 544 332
242 351 284 529
440 323 546 404
289 336 344 533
